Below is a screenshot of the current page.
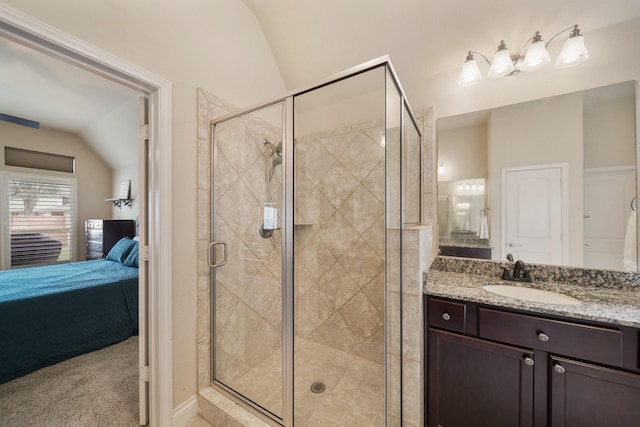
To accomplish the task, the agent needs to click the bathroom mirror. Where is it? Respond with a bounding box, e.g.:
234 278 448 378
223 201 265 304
437 81 638 272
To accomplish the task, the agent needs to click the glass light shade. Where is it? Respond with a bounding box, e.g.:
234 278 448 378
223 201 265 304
458 58 482 87
555 35 589 68
522 40 551 71
488 48 514 78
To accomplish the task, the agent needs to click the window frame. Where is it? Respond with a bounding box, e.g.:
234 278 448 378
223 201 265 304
1 172 78 270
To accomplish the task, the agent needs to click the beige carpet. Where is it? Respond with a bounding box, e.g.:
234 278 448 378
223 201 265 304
0 336 139 427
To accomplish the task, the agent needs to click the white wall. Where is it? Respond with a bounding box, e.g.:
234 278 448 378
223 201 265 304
0 0 287 408
584 85 636 169
0 121 113 260
488 94 584 265
112 164 139 221
437 123 487 182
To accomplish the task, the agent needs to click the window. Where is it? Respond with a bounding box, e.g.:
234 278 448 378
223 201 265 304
3 173 77 269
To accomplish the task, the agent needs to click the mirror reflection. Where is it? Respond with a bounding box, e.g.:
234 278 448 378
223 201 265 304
437 81 637 272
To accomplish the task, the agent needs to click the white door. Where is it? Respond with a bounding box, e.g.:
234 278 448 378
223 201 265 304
138 96 149 425
584 167 636 270
503 165 565 264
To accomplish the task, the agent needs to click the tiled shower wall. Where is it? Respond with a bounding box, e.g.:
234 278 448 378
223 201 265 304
294 122 386 363
211 109 284 394
196 87 436 426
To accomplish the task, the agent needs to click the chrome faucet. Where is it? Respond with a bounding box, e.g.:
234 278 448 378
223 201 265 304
502 259 533 282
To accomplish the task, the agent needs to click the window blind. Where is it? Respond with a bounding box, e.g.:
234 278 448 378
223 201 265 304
8 178 74 267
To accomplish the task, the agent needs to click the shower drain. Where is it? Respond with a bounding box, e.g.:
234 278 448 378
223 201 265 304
310 381 326 394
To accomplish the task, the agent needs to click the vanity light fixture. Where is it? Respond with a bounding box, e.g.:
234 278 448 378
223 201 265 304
458 24 588 87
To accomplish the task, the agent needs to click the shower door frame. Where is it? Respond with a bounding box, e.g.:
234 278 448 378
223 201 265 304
209 56 421 427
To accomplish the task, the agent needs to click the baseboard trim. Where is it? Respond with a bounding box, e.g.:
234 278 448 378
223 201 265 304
173 395 199 427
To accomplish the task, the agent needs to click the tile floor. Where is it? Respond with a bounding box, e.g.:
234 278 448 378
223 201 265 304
217 336 386 426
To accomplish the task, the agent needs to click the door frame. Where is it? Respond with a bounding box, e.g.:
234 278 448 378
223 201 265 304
0 4 173 426
500 163 569 263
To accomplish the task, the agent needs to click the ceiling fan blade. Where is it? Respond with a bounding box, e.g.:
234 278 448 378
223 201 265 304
0 113 39 129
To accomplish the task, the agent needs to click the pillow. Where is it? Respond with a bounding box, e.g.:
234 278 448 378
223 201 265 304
123 241 139 268
106 237 137 263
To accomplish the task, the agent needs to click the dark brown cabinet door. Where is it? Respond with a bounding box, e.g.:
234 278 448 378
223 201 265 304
549 356 640 427
428 329 535 427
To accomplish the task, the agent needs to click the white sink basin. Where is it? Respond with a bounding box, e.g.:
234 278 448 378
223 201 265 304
482 285 582 305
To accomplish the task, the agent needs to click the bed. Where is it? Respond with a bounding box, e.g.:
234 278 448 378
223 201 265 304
0 239 139 384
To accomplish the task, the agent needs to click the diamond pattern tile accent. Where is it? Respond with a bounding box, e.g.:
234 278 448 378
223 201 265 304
318 132 356 158
316 262 361 310
339 131 384 181
216 121 263 176
339 292 384 342
297 286 335 337
214 283 240 332
362 160 385 204
215 241 262 299
362 215 385 258
298 141 336 185
318 212 360 259
317 162 360 209
308 312 358 353
216 178 260 237
297 238 337 282
213 149 239 198
338 238 384 288
243 263 282 330
341 184 384 235
215 300 262 363
240 152 271 203
296 189 336 228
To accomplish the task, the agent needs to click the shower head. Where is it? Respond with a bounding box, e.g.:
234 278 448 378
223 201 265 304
263 139 282 157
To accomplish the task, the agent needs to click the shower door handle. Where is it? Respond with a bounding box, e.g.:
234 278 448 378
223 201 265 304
208 241 228 268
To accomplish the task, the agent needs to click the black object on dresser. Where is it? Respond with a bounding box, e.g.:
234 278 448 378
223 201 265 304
85 219 136 260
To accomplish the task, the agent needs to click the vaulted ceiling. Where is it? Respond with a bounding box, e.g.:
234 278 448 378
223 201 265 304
2 0 640 171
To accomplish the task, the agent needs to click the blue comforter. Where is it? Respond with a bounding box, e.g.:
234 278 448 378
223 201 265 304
0 259 139 383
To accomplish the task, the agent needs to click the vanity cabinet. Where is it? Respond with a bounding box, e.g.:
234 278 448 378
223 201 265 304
426 296 640 427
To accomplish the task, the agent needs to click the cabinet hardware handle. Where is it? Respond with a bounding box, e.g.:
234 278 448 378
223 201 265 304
554 364 565 374
441 313 451 321
524 357 535 366
537 332 549 342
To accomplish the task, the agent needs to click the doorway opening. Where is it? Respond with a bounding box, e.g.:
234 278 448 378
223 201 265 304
0 4 173 425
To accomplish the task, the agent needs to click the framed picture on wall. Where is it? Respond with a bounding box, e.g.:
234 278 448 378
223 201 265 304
118 180 131 199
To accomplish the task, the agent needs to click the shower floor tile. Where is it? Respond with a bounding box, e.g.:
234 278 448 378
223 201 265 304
230 336 385 426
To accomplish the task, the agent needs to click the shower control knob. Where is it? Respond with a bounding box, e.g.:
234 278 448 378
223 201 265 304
441 313 451 321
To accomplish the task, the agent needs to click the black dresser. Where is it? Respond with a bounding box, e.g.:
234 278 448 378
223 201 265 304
85 219 136 260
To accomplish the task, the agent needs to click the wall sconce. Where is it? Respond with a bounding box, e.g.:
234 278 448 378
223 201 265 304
458 24 588 87
438 163 445 175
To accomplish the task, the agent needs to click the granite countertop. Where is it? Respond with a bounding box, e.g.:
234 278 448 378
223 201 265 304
426 269 640 328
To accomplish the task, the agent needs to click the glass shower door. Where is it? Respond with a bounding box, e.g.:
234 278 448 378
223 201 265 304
292 66 391 426
210 102 284 420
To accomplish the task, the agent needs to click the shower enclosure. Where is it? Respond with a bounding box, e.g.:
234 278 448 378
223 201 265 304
208 57 421 426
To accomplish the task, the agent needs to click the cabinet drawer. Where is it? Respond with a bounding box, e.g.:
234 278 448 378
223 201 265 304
86 230 103 239
86 220 103 229
428 298 467 333
479 308 623 367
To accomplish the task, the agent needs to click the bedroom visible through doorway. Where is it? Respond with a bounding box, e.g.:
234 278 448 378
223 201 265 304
0 4 173 424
